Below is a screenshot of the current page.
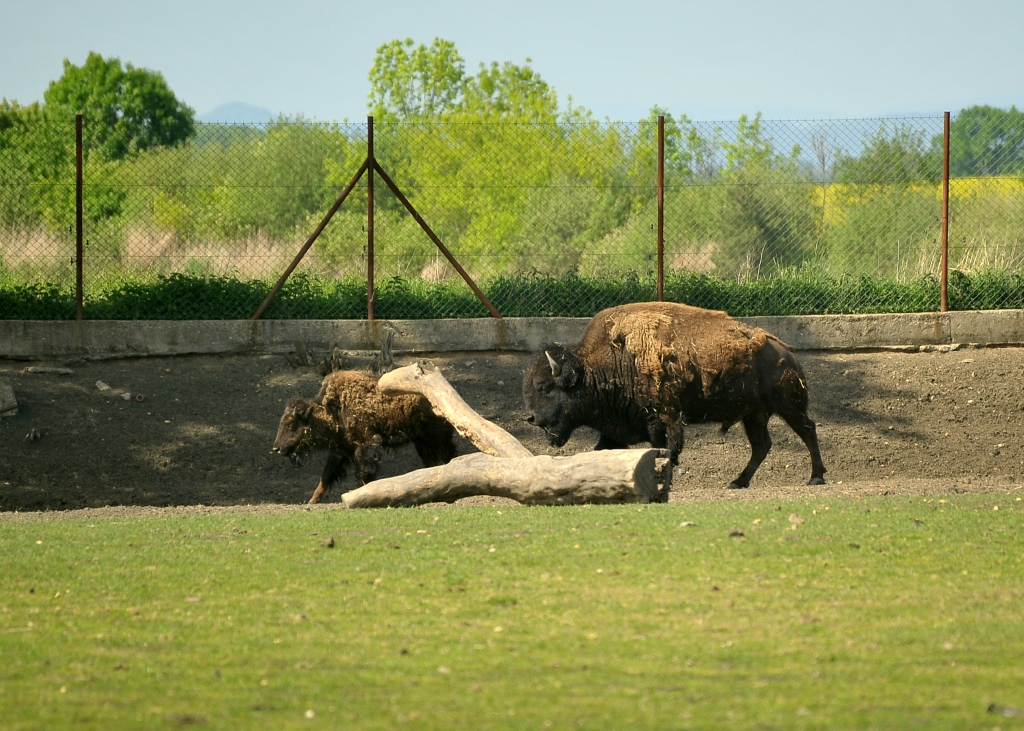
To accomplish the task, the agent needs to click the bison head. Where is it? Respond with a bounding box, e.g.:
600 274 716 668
272 398 316 463
522 344 585 448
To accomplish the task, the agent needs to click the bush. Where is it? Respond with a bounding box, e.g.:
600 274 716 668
1 269 993 320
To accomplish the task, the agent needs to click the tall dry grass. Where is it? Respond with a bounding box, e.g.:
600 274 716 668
119 227 305 278
0 225 70 269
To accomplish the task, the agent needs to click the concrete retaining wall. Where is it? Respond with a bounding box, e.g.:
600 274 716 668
2 310 1024 360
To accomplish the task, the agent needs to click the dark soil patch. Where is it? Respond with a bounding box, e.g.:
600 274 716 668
2 346 1023 515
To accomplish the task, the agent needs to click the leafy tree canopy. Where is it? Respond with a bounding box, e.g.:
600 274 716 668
368 38 466 121
368 38 561 122
835 122 940 184
948 105 1024 176
722 113 799 173
0 99 42 145
630 107 716 184
43 52 195 159
459 60 558 122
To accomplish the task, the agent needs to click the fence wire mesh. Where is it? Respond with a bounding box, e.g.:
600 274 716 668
2 110 1023 319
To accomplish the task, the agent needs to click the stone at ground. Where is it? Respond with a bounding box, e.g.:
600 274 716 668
1 380 17 417
21 366 74 375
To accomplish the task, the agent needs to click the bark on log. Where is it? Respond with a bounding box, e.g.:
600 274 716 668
378 363 533 459
341 449 672 508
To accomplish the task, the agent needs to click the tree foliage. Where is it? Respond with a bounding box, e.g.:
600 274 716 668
43 52 195 160
835 122 940 184
368 39 466 121
0 99 83 226
948 105 1024 176
715 114 818 276
368 38 560 123
4 40 1023 302
459 61 558 121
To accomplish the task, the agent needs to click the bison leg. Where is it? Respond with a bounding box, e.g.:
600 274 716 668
309 451 349 504
661 418 685 466
779 411 827 485
594 433 628 451
413 431 458 468
728 410 772 489
354 435 384 485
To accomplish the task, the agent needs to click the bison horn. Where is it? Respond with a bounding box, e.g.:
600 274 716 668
545 350 562 377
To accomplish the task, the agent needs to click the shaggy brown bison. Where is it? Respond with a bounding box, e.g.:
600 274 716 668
273 370 458 503
523 302 827 490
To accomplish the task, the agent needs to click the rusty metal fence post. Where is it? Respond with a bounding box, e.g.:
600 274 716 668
75 114 83 321
367 115 375 321
940 111 950 312
657 115 665 301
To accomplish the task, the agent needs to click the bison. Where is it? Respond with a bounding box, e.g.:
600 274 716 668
522 302 826 490
273 370 458 503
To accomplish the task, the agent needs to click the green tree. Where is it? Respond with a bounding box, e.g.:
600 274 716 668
715 114 818 278
458 60 558 121
43 52 195 160
366 38 577 267
0 99 81 227
947 105 1024 176
1 100 44 224
835 122 940 184
828 122 940 278
627 107 718 196
0 99 36 142
367 38 465 121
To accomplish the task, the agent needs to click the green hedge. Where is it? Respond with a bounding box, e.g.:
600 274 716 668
3 269 1023 320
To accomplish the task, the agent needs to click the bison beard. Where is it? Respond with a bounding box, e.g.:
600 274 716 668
522 302 827 490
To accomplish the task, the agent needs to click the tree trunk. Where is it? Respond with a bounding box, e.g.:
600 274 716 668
378 363 533 459
341 449 672 508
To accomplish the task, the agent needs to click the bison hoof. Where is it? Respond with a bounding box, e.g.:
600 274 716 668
726 482 749 490
807 477 826 486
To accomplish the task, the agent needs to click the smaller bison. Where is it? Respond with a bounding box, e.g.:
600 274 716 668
273 370 457 503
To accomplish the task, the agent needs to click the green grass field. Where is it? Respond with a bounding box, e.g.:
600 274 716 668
2 494 1022 730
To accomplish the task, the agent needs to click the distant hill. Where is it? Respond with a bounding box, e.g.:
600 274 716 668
197 102 274 124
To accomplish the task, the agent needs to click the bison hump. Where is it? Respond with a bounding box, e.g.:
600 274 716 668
606 311 675 376
601 305 771 398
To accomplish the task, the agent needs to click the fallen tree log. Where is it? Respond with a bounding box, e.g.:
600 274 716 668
341 449 672 508
355 362 672 508
378 363 533 459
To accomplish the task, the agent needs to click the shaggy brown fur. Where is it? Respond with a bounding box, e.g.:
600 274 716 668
273 370 457 503
524 302 826 491
598 302 771 399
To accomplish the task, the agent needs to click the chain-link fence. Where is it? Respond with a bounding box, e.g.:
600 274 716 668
2 110 1023 319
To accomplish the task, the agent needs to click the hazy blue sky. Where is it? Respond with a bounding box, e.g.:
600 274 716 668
2 0 1022 122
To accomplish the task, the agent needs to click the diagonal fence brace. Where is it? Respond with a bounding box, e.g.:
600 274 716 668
250 156 502 321
373 161 501 320
251 158 369 321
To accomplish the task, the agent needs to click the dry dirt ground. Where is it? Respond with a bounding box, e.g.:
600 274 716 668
2 345 1024 515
